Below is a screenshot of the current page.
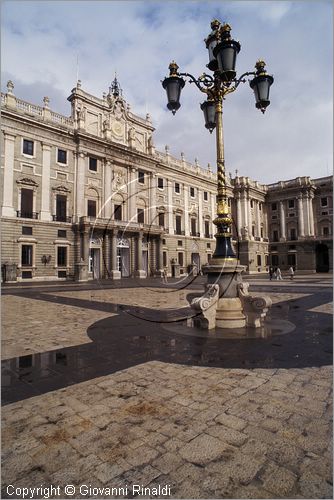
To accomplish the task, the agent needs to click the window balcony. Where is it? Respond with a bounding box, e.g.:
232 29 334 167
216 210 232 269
191 232 200 237
175 230 185 236
16 211 39 219
52 215 72 223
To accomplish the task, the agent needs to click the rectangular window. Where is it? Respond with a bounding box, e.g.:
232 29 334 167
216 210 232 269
158 178 164 189
289 245 296 250
323 227 329 236
89 157 97 171
114 204 122 221
57 149 67 164
57 246 67 267
137 208 144 223
58 230 67 238
22 245 33 266
257 255 262 266
162 239 166 245
56 194 67 222
259 203 262 211
260 227 264 238
87 200 96 217
288 199 295 209
191 218 197 236
175 183 180 193
321 197 328 207
138 171 145 184
207 243 211 249
288 213 295 217
271 202 277 211
178 252 184 267
273 230 279 242
21 188 33 218
203 191 208 201
158 212 165 227
22 226 32 235
252 226 255 237
23 139 34 156
177 240 182 247
175 215 182 235
190 187 195 198
204 220 210 238
290 228 297 241
163 251 167 267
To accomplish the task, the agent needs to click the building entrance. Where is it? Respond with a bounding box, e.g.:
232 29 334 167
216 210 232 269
316 244 329 272
117 247 130 277
89 249 100 279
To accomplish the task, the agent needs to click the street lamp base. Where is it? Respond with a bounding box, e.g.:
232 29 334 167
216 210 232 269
201 259 246 329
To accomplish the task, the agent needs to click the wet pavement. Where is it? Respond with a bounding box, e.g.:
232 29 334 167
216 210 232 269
1 275 333 499
2 280 332 405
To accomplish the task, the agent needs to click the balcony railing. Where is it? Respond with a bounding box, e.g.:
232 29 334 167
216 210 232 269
16 211 39 219
175 230 185 236
52 215 72 223
191 232 201 237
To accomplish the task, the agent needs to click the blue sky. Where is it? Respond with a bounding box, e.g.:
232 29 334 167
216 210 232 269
1 0 333 183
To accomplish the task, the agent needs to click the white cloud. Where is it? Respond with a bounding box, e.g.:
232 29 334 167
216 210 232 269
1 0 332 183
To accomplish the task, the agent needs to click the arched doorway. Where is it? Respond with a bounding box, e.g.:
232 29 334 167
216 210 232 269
316 244 329 273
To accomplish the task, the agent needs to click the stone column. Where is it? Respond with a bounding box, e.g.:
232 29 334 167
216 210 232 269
184 185 189 236
104 160 112 220
198 189 203 237
303 194 310 236
75 228 89 281
128 167 137 222
241 192 248 239
134 231 146 278
149 172 157 226
236 193 242 237
297 194 305 237
256 201 261 238
102 233 111 278
40 143 51 221
156 235 164 275
76 152 86 219
247 197 252 237
279 201 286 241
2 133 16 217
110 231 121 279
167 179 173 234
309 193 315 236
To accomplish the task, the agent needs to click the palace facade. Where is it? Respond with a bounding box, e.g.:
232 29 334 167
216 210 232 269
1 79 332 282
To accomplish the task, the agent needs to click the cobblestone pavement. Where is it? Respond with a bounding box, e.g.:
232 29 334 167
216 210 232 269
1 276 333 499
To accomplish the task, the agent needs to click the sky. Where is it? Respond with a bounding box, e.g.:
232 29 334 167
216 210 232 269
1 0 333 184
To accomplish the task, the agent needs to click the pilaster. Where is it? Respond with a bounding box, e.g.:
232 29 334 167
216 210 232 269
2 132 16 217
40 143 52 221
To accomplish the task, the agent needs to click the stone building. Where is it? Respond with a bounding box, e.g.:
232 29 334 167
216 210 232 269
1 79 332 282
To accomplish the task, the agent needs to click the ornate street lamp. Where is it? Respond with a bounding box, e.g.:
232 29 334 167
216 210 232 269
162 19 274 329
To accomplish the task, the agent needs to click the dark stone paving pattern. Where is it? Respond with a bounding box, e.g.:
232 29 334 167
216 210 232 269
2 284 332 405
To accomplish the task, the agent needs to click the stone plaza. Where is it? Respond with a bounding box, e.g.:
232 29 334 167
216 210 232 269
1 274 333 499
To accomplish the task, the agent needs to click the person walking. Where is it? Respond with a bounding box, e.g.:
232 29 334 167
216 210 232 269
276 267 283 280
269 267 274 280
288 266 294 280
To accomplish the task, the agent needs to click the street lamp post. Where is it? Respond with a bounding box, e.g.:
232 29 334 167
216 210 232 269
162 19 274 329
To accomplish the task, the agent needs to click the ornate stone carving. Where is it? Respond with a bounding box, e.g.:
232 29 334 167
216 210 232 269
191 284 220 330
237 282 272 328
16 177 38 187
52 185 71 193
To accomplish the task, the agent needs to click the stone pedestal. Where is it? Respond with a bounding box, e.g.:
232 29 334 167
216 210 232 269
202 260 246 329
2 263 17 282
172 262 180 278
134 270 146 278
75 261 88 282
216 297 246 328
110 270 121 280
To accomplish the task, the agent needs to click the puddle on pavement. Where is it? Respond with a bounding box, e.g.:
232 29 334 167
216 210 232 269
161 317 296 339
